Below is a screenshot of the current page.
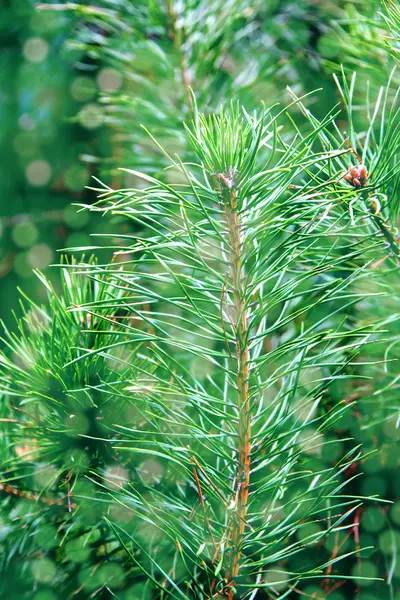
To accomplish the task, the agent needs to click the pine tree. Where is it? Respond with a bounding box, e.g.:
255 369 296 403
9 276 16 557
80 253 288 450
1 1 400 599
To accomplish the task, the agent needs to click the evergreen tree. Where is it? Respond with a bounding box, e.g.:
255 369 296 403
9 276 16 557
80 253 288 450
1 1 400 599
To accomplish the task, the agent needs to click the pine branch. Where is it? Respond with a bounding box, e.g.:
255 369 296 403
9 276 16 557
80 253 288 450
287 70 400 264
219 175 251 593
64 100 389 597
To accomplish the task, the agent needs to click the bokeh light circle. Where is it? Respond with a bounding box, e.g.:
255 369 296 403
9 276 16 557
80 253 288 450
25 159 52 186
28 243 54 269
97 67 123 91
78 103 104 129
23 38 49 63
70 76 97 102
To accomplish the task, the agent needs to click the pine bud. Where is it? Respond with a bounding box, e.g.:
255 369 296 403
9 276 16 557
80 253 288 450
216 168 238 191
343 163 368 188
358 164 368 180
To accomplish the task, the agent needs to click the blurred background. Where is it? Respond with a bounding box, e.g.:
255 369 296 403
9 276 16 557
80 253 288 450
0 1 399 599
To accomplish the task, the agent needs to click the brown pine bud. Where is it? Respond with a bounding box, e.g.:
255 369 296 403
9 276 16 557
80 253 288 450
343 163 368 188
358 164 368 180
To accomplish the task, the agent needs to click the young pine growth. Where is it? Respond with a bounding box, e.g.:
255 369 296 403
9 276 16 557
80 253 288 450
0 263 141 595
70 102 382 598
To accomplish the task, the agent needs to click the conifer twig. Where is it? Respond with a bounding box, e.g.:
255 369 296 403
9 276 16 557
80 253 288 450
219 174 251 596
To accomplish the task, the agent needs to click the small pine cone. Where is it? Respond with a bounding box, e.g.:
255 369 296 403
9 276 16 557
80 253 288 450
344 163 368 188
358 164 368 181
350 167 359 178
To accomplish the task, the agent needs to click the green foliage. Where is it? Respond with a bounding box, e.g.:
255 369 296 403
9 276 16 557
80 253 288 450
0 262 143 596
74 100 388 597
382 0 400 62
1 1 400 599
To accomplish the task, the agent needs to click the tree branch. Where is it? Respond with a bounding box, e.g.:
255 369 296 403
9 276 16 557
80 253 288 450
221 178 251 597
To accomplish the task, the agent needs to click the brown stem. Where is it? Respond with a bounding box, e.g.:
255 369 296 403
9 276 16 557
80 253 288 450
222 184 251 598
192 465 218 551
0 482 66 506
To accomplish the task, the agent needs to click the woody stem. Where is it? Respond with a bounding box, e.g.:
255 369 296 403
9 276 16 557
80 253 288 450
223 186 251 598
